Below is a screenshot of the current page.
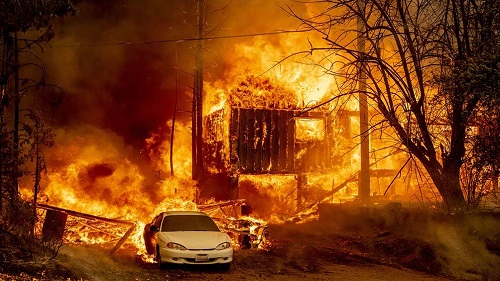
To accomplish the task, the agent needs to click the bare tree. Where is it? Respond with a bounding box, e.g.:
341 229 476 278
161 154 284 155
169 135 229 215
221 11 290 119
284 0 499 210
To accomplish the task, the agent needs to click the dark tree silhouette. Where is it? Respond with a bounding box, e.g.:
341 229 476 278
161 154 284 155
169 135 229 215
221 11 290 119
1 0 75 235
284 0 499 210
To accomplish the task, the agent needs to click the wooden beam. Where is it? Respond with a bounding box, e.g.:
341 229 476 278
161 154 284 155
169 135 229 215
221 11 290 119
278 111 288 171
37 204 134 226
108 224 136 255
271 110 280 171
239 109 248 170
262 110 271 171
247 109 256 171
286 110 295 171
254 109 263 171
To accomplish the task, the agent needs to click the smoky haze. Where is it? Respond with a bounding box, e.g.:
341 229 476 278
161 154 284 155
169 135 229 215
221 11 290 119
44 0 195 148
31 0 309 212
42 0 302 149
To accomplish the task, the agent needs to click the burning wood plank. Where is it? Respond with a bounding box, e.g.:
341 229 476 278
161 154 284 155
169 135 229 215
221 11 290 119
108 224 136 255
37 204 136 255
38 204 135 226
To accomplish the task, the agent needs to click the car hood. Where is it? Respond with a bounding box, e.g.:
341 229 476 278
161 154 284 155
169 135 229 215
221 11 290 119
159 231 230 250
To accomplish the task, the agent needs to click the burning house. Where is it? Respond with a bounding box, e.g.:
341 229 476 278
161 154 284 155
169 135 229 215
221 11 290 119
200 75 381 217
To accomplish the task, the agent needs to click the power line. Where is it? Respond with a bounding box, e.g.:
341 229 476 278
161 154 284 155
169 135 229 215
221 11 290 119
51 29 312 48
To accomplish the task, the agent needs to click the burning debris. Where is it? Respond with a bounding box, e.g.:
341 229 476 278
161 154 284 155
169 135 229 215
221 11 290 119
37 204 137 254
36 198 271 261
199 200 270 250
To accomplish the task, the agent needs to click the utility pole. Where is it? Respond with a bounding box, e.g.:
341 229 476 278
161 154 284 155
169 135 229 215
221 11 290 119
170 53 178 177
357 0 370 204
192 0 205 182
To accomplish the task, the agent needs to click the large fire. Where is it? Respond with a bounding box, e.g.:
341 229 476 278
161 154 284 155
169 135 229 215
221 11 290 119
18 4 417 262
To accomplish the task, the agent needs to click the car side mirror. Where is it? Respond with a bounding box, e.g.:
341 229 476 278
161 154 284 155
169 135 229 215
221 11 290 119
150 225 159 232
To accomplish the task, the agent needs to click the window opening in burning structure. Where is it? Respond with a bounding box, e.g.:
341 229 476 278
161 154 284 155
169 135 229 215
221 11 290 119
294 117 327 171
295 117 325 142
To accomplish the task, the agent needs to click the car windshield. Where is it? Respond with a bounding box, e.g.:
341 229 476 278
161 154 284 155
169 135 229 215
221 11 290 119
161 214 220 232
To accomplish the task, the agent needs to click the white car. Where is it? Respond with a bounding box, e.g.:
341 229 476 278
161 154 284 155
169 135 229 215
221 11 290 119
143 211 233 270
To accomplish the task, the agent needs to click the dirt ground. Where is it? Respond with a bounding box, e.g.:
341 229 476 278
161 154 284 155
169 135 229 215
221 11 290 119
53 243 453 281
1 210 500 281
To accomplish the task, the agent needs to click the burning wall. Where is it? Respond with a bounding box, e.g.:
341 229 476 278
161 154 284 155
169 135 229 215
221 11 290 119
201 72 361 217
205 107 335 174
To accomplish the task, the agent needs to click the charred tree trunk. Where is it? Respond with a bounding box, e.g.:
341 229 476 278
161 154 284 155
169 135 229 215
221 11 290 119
425 161 466 210
440 94 467 209
13 30 19 195
357 0 370 204
33 137 41 234
0 34 6 213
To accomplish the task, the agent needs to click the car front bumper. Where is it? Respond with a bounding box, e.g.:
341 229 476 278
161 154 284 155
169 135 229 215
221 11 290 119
159 247 233 265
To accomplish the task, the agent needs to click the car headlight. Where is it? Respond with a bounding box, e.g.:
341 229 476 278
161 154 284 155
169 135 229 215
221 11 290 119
166 242 187 250
215 242 231 250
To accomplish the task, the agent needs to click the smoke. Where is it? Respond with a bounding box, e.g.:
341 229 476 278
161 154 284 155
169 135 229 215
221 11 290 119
403 213 500 280
25 0 318 218
42 1 189 144
40 0 309 145
435 216 500 280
